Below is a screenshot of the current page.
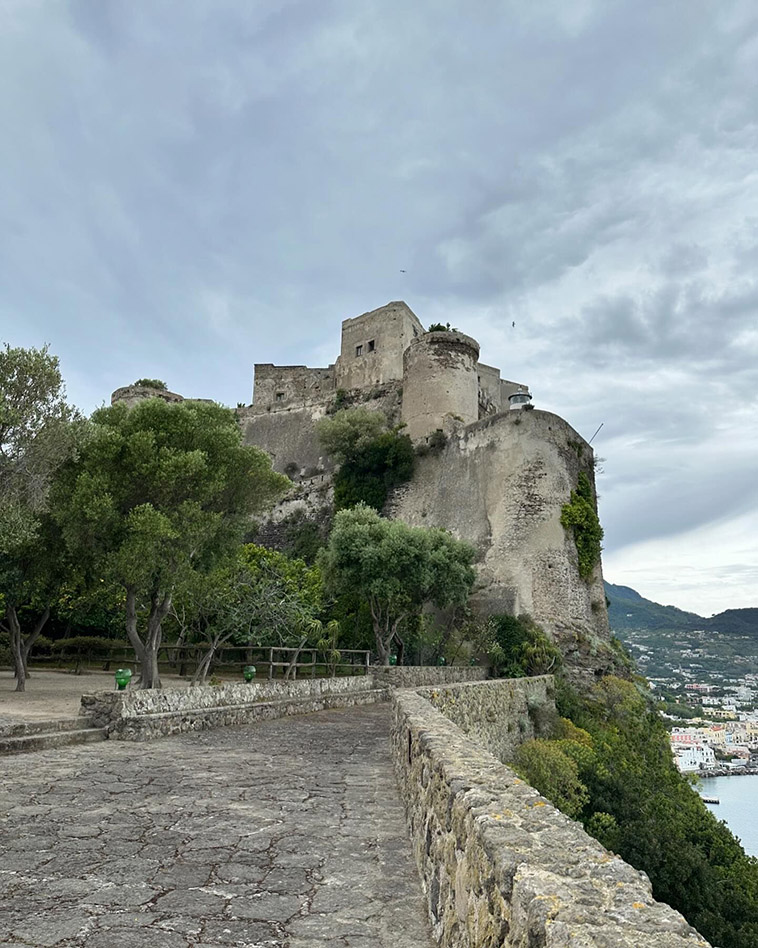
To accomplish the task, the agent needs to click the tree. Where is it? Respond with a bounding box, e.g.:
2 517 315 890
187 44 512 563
0 343 80 554
53 399 288 688
318 504 476 664
169 544 324 684
317 408 414 511
0 344 82 690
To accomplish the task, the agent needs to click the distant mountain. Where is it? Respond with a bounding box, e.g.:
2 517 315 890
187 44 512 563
605 582 758 639
604 582 700 632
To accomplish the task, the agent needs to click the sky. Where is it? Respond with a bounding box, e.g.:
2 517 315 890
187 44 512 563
1 0 757 616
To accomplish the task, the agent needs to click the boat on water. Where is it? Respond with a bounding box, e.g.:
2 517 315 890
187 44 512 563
701 795 720 804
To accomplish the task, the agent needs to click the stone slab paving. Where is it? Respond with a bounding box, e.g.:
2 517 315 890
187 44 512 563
0 705 435 948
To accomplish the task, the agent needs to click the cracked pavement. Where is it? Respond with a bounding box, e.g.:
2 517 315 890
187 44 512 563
0 705 435 947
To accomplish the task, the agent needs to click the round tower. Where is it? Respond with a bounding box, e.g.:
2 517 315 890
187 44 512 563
401 331 480 441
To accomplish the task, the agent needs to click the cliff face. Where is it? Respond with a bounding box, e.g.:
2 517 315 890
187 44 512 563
385 409 616 686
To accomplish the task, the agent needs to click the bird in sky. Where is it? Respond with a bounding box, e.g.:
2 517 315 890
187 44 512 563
400 269 406 273
512 321 515 328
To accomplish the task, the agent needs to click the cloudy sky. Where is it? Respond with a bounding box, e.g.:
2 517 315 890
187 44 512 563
2 0 757 615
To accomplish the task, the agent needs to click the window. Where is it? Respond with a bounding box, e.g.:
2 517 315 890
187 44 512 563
355 344 363 356
275 392 285 402
367 339 375 352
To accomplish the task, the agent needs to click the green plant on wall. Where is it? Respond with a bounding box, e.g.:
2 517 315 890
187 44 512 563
133 378 167 390
560 471 603 580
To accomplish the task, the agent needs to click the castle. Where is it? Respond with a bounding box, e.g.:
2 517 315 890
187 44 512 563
113 301 614 679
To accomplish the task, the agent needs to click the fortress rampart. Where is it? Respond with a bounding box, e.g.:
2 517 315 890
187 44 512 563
402 331 481 440
392 680 711 948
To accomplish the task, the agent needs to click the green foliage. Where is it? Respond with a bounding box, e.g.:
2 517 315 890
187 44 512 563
133 378 167 390
0 343 81 555
427 321 459 332
514 739 589 819
317 408 414 511
281 511 328 564
525 675 758 948
52 399 289 687
488 614 562 677
318 503 475 663
560 471 603 579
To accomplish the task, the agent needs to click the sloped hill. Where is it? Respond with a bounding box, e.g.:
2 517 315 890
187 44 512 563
605 582 700 632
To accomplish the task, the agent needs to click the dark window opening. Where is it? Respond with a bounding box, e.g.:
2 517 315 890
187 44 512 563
355 344 363 356
367 339 376 352
275 392 285 402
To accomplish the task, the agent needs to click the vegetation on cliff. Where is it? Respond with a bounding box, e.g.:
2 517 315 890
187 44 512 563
317 407 414 511
560 471 603 579
514 675 758 948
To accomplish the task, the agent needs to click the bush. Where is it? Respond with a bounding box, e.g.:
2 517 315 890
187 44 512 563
133 378 167 390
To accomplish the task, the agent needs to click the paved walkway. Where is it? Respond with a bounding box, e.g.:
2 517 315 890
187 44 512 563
0 705 435 948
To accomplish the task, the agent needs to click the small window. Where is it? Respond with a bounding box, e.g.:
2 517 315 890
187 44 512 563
355 344 363 356
275 392 285 402
367 339 375 353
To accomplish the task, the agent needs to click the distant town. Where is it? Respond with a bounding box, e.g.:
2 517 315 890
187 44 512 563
607 581 758 776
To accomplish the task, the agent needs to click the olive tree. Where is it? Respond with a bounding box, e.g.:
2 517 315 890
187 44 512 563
318 503 476 664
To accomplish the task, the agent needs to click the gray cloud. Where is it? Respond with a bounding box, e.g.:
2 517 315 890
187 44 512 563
2 0 758 609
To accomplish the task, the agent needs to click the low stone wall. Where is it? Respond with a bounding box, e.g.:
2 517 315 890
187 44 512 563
372 666 487 688
82 677 384 741
418 676 553 763
392 685 711 948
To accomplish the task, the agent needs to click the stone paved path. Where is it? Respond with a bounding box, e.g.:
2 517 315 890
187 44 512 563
0 705 435 948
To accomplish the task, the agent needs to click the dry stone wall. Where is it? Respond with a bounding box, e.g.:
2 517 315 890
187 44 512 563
417 676 553 763
82 676 384 741
392 683 711 948
372 666 487 688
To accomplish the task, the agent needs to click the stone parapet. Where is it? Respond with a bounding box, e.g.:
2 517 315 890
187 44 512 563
391 684 711 948
372 666 487 689
82 676 384 740
417 675 554 763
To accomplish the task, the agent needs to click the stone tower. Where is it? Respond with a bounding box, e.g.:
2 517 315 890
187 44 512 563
401 331 480 441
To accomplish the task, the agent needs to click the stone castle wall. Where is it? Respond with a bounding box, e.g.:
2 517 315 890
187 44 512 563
392 682 711 948
386 408 610 681
335 301 425 391
402 331 481 441
251 364 335 412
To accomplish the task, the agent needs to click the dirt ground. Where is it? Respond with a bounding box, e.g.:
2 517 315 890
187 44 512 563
0 668 193 726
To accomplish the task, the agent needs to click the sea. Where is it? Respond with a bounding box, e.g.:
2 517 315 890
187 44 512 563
700 774 758 858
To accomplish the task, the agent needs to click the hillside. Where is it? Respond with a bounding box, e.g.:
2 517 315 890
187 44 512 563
605 581 758 679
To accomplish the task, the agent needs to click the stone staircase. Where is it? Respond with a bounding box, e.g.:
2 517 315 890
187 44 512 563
0 717 107 755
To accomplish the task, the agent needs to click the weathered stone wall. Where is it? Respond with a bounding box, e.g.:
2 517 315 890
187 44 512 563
476 362 503 416
387 408 612 684
372 666 487 689
402 332 481 442
111 385 185 408
392 685 711 948
335 301 425 391
251 364 335 411
82 676 385 741
239 404 332 476
417 676 554 763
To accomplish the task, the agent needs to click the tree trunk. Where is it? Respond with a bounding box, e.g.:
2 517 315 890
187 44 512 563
125 588 172 690
7 604 50 693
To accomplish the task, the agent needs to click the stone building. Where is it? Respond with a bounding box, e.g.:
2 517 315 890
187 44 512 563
112 300 613 679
